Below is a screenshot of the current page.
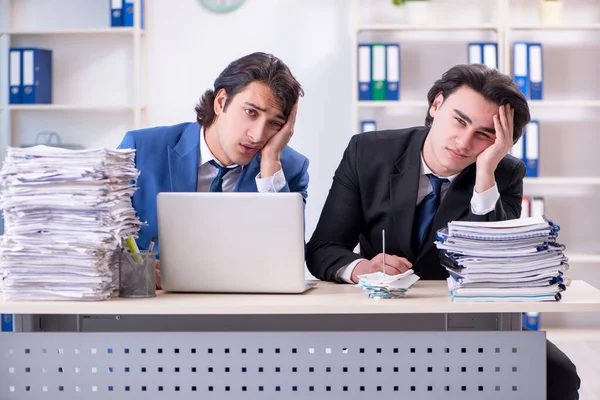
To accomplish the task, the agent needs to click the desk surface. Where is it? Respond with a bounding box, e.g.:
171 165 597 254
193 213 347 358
1 280 599 315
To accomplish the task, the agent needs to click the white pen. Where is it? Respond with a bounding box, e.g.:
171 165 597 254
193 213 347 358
382 229 386 278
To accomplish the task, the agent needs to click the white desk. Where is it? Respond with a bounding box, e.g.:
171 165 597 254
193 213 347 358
1 280 599 400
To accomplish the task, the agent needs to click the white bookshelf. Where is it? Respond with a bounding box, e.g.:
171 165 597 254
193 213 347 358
6 104 144 112
357 24 499 32
568 253 600 264
511 23 600 31
524 177 600 185
351 0 600 277
0 28 145 36
0 0 147 156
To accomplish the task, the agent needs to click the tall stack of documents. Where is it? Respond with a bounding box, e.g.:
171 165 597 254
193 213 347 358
435 216 568 302
0 145 142 301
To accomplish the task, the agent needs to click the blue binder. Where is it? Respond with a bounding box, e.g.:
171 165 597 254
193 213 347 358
513 42 529 98
360 120 377 133
528 43 543 100
1 314 13 332
468 42 497 69
467 43 482 64
524 120 539 177
510 132 525 167
385 44 400 100
482 42 498 69
16 48 52 104
124 0 145 28
357 44 371 101
111 0 124 27
9 49 22 104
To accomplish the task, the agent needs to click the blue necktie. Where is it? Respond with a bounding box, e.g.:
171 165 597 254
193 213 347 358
209 160 233 192
414 174 448 246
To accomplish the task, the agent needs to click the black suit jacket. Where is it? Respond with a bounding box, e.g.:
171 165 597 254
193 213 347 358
306 126 525 282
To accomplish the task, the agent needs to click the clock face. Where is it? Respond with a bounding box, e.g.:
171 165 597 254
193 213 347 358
200 0 246 13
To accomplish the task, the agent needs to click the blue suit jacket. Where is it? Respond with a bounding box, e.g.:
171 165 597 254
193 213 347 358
118 122 310 256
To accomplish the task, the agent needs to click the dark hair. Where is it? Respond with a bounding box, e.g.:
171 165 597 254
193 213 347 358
425 64 531 143
195 52 304 127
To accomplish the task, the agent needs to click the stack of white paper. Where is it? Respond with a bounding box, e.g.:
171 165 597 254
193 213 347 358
357 270 420 299
0 145 142 301
435 216 568 302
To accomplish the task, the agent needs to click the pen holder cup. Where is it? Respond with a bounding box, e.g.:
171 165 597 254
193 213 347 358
119 250 157 298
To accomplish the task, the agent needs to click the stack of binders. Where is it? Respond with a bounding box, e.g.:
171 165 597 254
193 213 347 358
435 216 569 302
510 120 540 177
513 42 544 100
357 43 400 101
111 0 145 28
467 42 498 69
8 48 52 104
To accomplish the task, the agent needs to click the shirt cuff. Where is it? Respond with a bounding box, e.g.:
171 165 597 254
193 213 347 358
336 259 366 283
470 183 500 215
255 169 286 192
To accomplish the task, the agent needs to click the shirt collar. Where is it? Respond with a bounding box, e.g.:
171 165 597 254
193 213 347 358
420 153 458 183
199 126 239 168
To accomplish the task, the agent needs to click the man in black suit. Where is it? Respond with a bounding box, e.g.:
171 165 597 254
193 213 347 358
306 64 580 400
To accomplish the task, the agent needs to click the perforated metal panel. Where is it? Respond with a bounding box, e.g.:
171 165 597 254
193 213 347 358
1 331 545 399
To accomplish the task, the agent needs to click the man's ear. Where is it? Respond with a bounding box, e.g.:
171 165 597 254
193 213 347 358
213 88 228 116
429 92 444 118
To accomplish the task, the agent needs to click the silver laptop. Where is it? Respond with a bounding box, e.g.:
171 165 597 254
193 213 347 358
157 192 310 293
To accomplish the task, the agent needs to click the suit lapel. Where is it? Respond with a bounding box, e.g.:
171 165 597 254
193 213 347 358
167 123 200 192
416 163 476 262
389 128 428 261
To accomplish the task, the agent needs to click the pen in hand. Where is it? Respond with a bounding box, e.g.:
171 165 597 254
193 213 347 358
382 229 386 279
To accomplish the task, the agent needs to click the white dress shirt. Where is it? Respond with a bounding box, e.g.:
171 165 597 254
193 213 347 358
197 126 286 192
336 154 500 283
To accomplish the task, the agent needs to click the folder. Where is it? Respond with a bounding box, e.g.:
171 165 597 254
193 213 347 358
357 44 371 101
19 48 52 104
525 120 539 177
521 195 531 219
530 196 545 218
513 42 529 98
522 312 540 330
482 42 498 69
468 43 482 64
528 43 543 100
385 44 400 100
360 120 377 133
124 0 145 28
371 43 386 101
1 314 13 332
9 49 22 104
111 0 124 27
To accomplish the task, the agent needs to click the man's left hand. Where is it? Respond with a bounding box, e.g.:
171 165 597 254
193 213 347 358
260 103 298 177
474 104 514 193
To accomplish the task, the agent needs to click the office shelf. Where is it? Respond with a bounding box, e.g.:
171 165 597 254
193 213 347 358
511 24 600 31
523 177 600 185
567 253 600 264
357 24 498 32
358 100 428 108
528 100 600 108
7 104 145 112
0 28 144 36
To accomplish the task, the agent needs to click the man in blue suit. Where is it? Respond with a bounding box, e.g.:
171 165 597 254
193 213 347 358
118 52 309 286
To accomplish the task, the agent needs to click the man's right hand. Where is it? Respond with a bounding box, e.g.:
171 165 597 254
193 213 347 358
156 260 162 290
351 253 412 283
